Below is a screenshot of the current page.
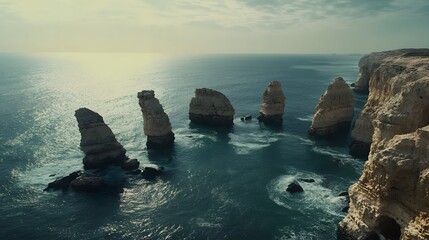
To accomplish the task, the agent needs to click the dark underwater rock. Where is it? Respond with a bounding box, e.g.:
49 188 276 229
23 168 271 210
141 165 164 180
70 174 123 193
300 178 315 183
286 181 304 193
240 115 252 121
121 158 140 171
44 171 82 191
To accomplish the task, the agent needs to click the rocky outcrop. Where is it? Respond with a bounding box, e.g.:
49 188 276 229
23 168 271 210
75 108 130 169
189 88 235 125
350 49 429 158
309 77 354 136
257 81 286 125
137 90 175 148
339 126 429 240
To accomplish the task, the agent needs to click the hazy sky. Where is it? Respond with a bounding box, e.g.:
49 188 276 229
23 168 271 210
0 0 428 53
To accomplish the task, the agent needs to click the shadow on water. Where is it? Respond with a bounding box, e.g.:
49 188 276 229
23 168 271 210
308 126 353 148
258 121 284 132
147 145 177 164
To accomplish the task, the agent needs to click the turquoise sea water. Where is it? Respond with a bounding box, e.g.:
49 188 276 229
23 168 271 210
0 53 367 239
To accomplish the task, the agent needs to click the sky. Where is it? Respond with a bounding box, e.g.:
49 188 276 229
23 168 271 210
0 0 428 54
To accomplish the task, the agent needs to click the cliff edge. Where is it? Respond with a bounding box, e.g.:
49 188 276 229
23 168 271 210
350 49 429 158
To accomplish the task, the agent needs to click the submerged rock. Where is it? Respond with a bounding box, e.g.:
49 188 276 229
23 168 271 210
257 81 285 125
309 77 354 136
189 88 235 126
75 108 128 169
121 158 140 171
240 115 252 121
300 178 315 183
141 164 164 180
44 171 81 191
69 173 123 193
137 90 175 148
286 181 303 193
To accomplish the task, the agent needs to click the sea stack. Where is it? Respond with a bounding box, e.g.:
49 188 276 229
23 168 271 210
257 81 285 125
75 108 128 169
339 49 429 239
137 90 175 148
308 77 354 136
189 88 235 125
350 48 429 158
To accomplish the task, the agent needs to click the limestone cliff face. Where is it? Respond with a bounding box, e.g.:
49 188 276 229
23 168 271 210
340 49 429 239
137 90 175 148
75 108 127 169
339 126 429 240
309 77 354 136
189 88 235 125
257 81 286 125
350 49 429 158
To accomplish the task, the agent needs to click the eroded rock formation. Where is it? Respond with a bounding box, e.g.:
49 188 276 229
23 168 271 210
350 49 429 158
138 90 175 148
340 49 429 239
309 77 354 136
339 126 429 240
75 108 129 169
189 88 235 125
257 81 286 125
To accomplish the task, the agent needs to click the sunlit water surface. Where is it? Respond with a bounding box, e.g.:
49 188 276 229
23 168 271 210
0 53 367 239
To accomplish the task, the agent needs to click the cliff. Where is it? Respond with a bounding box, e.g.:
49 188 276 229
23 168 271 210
350 49 429 158
137 90 175 148
257 81 286 125
339 126 429 240
189 88 235 125
309 77 354 136
340 49 429 239
75 108 128 169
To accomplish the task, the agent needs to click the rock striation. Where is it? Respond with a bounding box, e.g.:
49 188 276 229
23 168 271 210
257 81 286 125
350 49 429 158
75 108 129 169
137 90 175 148
340 49 429 239
309 77 354 136
339 126 429 240
189 88 235 126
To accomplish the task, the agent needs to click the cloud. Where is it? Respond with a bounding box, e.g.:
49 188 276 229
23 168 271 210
0 0 427 29
0 0 428 53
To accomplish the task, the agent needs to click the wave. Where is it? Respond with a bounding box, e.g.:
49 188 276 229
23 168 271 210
267 171 345 217
228 132 281 154
174 127 218 149
296 114 314 122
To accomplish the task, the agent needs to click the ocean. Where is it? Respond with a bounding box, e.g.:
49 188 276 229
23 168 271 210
0 53 367 239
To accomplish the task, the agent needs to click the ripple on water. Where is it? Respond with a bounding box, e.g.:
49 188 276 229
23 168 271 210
311 146 364 172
